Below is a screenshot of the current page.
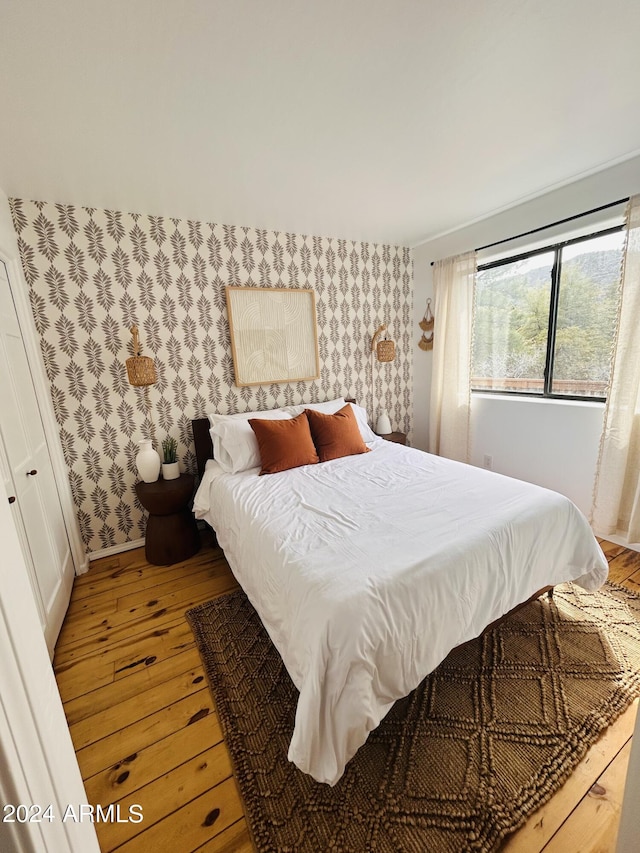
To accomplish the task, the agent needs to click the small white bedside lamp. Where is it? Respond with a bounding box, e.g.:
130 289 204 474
376 410 392 435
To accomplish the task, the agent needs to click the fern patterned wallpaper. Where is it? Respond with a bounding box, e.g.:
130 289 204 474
10 199 413 555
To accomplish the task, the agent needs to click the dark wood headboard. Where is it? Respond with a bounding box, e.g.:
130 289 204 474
192 418 213 479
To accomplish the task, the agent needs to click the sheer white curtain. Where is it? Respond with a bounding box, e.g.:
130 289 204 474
428 251 476 461
592 195 640 544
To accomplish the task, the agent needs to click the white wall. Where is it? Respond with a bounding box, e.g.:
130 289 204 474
470 395 604 516
412 154 640 512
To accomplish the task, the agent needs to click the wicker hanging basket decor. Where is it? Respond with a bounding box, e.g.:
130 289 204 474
376 338 396 362
418 298 434 351
371 324 396 363
126 325 157 387
418 332 433 351
419 298 434 332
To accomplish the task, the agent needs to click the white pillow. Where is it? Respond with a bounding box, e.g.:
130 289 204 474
208 409 292 473
347 403 378 444
288 399 378 445
286 397 346 417
207 406 291 428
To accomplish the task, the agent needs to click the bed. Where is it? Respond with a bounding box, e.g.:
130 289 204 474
192 407 608 786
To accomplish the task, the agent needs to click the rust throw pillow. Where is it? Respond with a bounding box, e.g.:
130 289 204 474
249 412 319 475
305 404 370 462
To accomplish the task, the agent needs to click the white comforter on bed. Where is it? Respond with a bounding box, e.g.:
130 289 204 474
193 440 608 785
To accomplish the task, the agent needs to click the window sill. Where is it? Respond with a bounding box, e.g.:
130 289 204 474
471 392 606 409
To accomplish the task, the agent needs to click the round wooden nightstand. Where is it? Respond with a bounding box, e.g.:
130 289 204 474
135 473 200 566
378 432 407 445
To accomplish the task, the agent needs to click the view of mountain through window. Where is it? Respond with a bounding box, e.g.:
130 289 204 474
471 229 624 399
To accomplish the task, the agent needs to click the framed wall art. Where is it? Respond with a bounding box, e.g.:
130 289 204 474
226 286 320 386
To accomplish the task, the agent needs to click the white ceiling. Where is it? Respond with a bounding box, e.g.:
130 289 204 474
1 0 640 247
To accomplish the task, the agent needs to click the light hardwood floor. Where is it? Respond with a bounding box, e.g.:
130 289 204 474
53 534 640 852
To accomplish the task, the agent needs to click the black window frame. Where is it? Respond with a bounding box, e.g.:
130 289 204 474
471 224 624 403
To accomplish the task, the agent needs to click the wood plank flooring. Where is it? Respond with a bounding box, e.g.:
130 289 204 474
53 533 640 852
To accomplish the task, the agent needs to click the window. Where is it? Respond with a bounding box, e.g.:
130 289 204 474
471 228 625 400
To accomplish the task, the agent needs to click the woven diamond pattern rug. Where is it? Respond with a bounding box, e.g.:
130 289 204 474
186 582 640 852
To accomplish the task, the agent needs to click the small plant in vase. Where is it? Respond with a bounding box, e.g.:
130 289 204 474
161 436 180 481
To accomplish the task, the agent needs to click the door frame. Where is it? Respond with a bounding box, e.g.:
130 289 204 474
0 214 87 575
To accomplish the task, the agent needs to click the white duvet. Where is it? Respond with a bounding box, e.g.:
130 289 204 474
193 440 608 785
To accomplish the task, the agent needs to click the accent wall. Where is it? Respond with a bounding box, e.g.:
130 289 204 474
11 199 413 554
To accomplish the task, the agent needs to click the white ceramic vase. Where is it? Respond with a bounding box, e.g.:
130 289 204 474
136 439 161 483
162 461 180 481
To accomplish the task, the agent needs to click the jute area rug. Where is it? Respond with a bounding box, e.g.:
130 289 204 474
186 582 640 853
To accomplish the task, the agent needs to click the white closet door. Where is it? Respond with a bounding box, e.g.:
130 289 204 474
0 259 73 655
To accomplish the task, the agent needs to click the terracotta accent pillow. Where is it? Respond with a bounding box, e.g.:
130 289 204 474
249 412 319 475
305 404 370 462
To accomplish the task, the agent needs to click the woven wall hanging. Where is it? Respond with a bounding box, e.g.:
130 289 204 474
125 325 157 387
418 298 434 351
